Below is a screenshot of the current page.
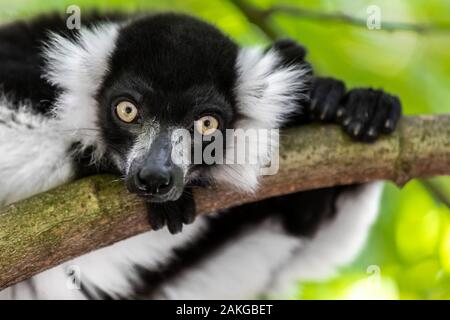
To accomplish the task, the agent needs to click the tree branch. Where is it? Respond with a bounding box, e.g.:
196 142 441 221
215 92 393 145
230 0 450 38
1 115 450 289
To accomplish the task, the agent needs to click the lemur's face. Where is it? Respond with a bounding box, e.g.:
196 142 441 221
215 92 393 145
96 15 239 202
45 13 309 203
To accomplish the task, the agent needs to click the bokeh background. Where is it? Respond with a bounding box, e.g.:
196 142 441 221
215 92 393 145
1 0 449 299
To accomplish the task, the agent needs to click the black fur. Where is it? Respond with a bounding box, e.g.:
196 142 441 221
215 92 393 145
0 12 125 113
96 13 239 147
272 40 402 141
308 77 402 142
146 187 196 234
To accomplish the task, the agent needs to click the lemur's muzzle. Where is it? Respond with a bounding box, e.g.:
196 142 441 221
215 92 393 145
126 131 185 202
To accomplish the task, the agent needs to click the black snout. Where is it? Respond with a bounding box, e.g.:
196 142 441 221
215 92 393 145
127 130 185 202
137 165 173 195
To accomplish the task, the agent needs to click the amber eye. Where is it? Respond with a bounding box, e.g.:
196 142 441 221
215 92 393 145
195 115 219 135
115 101 138 123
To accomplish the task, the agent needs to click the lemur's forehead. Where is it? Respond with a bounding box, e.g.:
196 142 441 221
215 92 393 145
107 14 239 92
96 14 239 127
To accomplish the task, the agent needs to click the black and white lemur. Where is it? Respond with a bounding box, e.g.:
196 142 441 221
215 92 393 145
0 12 401 299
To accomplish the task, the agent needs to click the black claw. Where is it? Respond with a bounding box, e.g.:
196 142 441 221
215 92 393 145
342 117 351 126
146 202 166 231
144 188 198 234
309 77 346 123
365 126 379 141
166 212 184 234
345 121 361 138
338 88 402 142
179 188 196 225
182 204 196 224
352 123 362 137
299 77 401 143
336 107 346 120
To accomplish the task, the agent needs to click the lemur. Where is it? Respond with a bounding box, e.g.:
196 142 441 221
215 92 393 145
0 12 401 299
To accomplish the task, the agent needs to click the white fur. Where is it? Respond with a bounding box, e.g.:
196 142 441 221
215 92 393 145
235 48 309 128
0 23 121 206
153 218 302 299
0 102 74 207
211 48 310 192
43 23 121 158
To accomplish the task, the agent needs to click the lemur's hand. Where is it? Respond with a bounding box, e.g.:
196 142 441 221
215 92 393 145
145 188 196 234
310 77 402 142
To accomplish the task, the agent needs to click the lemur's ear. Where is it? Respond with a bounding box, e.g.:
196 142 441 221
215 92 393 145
270 39 308 65
208 42 311 193
43 24 119 92
233 42 312 130
41 24 120 148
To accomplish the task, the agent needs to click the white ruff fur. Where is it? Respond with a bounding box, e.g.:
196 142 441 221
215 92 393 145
0 23 120 206
0 102 73 206
210 47 310 192
43 23 120 158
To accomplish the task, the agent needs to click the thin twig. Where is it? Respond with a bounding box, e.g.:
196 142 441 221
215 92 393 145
420 179 450 209
230 0 450 37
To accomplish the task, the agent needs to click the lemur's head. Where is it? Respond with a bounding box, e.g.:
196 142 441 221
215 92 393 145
44 13 310 202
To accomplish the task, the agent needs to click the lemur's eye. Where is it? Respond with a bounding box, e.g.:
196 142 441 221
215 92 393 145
115 101 138 123
195 115 219 135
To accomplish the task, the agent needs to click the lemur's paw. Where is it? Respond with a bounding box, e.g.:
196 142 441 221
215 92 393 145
272 39 307 64
310 77 346 121
145 189 196 234
339 88 402 142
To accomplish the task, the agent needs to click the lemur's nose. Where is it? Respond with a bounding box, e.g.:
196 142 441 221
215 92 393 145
137 166 173 195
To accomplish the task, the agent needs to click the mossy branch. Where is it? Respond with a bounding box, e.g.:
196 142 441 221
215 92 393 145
1 115 450 289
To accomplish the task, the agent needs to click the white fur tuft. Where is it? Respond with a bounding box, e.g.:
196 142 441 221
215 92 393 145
43 23 121 155
0 23 122 207
235 48 310 127
0 100 74 207
211 47 310 192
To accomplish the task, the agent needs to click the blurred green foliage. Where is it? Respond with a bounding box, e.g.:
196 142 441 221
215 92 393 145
0 0 449 299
